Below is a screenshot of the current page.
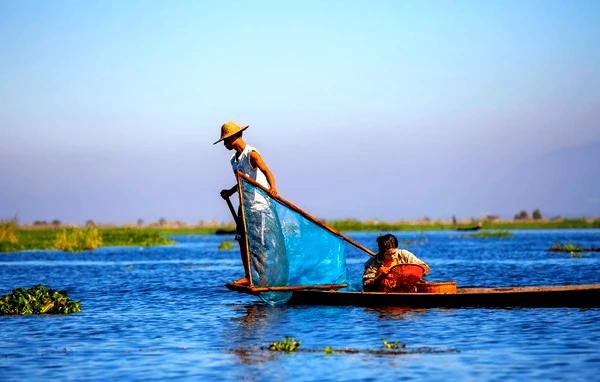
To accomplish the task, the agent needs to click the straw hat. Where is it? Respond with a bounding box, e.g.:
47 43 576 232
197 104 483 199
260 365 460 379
213 121 249 144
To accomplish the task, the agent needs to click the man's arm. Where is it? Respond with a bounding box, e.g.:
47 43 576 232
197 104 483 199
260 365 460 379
249 151 277 196
362 259 379 289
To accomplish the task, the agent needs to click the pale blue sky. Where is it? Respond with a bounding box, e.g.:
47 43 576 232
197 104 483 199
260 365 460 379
1 1 599 224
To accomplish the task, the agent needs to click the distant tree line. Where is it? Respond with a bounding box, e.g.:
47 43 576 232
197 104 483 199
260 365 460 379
32 219 62 226
514 209 543 221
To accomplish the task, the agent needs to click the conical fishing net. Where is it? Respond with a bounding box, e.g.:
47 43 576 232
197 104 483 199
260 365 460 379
240 177 350 304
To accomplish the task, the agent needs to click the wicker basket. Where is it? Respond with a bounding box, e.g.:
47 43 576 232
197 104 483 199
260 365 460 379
417 281 457 294
376 264 425 293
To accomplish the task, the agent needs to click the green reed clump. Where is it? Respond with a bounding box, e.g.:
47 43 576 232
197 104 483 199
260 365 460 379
0 221 19 252
382 339 405 350
0 285 81 315
465 230 513 238
549 242 584 252
100 228 175 247
218 240 235 250
0 221 18 244
54 227 102 252
269 337 302 352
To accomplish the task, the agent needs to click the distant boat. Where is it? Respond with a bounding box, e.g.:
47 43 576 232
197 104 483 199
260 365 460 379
455 223 482 231
215 228 236 235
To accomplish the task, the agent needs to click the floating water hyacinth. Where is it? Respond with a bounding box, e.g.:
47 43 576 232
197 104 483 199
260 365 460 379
268 337 301 352
0 285 81 315
218 240 236 250
382 339 405 350
254 337 452 356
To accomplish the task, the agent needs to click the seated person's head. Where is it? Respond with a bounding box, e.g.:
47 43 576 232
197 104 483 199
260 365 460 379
376 234 398 254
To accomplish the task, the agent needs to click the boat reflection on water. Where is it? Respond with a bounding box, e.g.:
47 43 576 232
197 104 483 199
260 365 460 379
228 304 293 365
364 306 428 320
235 304 283 329
228 304 453 365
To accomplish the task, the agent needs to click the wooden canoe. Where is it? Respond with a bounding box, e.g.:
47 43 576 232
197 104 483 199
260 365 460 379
226 283 600 308
288 284 600 308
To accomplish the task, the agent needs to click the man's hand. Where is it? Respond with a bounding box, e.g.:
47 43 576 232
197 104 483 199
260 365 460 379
268 187 278 197
383 278 396 290
220 188 234 199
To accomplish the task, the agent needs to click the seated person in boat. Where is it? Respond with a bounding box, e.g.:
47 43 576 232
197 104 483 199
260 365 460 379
363 234 430 292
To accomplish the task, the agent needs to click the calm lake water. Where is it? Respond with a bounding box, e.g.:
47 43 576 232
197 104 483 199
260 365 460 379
1 230 599 381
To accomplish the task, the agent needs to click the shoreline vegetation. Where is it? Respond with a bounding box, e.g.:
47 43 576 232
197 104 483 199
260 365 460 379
0 222 175 253
1 216 599 253
462 231 513 238
326 218 600 232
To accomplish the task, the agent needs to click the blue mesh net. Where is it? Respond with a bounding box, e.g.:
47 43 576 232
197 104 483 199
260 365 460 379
240 178 349 304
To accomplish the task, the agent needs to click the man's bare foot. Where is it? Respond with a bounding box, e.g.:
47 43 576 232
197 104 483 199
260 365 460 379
231 277 249 286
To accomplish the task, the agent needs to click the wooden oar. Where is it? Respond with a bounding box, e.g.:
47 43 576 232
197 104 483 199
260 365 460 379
221 193 240 227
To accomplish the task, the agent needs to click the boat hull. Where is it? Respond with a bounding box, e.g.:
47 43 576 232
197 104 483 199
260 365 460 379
286 284 600 308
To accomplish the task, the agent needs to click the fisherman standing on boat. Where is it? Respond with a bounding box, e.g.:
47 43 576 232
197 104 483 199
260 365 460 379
363 234 430 292
215 121 287 287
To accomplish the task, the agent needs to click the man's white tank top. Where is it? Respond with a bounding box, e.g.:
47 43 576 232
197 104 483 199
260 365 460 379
230 144 269 210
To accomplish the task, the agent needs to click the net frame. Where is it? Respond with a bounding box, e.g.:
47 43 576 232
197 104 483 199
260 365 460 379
235 170 374 292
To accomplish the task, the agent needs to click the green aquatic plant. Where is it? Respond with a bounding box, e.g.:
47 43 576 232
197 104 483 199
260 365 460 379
253 340 455 356
0 285 81 315
218 240 236 250
99 228 175 247
570 252 583 258
382 339 404 350
549 242 584 252
54 227 103 252
0 221 18 244
0 220 19 252
464 231 513 238
269 337 301 352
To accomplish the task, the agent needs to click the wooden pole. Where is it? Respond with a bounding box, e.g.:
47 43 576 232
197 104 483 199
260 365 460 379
248 283 348 292
236 171 377 257
226 282 348 293
223 195 240 226
236 171 254 287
